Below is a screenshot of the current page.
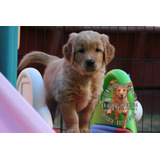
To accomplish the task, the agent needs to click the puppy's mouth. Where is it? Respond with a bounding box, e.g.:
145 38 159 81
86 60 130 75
85 66 97 72
119 96 124 102
79 64 97 72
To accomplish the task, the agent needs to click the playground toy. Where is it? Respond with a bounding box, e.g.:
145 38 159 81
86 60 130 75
0 27 59 133
0 26 19 88
134 100 143 122
17 67 53 128
0 72 55 133
91 124 132 133
90 69 143 133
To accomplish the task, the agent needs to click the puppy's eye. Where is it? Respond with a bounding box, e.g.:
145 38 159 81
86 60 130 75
118 89 120 92
96 48 101 52
123 89 126 92
79 48 85 53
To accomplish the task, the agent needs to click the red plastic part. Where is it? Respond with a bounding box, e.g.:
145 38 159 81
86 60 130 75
53 129 60 133
115 128 132 133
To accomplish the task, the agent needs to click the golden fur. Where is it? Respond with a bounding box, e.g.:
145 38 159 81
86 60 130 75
18 30 115 133
106 81 133 129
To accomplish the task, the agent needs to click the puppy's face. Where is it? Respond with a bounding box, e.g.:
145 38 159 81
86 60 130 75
74 32 105 72
109 81 133 101
115 87 128 101
63 31 115 74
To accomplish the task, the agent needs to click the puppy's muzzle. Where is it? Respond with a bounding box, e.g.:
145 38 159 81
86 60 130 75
119 95 124 101
85 59 96 72
120 94 123 98
86 59 95 67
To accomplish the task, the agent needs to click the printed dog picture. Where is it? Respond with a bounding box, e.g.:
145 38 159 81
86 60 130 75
106 81 133 129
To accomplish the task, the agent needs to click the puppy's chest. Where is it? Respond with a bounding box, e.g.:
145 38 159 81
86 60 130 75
75 82 92 111
111 97 129 114
112 96 129 104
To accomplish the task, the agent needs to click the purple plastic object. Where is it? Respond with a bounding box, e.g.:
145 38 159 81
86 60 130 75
91 124 132 133
0 73 55 133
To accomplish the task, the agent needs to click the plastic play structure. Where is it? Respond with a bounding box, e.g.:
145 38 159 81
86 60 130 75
0 72 55 133
90 69 143 133
17 68 54 129
0 26 57 133
0 26 19 88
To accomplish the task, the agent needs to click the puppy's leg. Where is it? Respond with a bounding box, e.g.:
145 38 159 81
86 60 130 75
114 112 119 121
46 97 58 124
122 106 129 114
59 102 80 133
122 105 129 129
106 105 114 115
122 113 128 129
79 99 97 133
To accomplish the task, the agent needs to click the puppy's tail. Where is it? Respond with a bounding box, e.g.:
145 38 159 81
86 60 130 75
18 51 59 70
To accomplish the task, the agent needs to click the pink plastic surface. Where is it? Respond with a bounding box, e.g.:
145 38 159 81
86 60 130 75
0 73 55 133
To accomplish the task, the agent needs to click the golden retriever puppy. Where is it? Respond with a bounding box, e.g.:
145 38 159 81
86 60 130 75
106 81 133 129
18 30 115 133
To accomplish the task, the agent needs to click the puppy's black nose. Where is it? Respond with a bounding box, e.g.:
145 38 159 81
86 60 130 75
86 59 95 67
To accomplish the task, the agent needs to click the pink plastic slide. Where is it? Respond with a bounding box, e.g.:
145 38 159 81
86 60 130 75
0 73 55 133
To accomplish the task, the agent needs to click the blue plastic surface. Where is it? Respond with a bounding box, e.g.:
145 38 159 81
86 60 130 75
0 26 18 88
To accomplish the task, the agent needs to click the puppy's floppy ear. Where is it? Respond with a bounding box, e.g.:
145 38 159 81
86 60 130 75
109 81 117 85
125 82 133 94
126 82 133 87
101 34 115 65
63 33 78 64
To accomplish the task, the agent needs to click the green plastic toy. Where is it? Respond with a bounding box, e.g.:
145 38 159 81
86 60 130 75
90 69 137 133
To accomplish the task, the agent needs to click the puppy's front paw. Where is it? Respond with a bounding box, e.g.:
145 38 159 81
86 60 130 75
106 110 112 115
122 110 128 115
115 115 119 121
65 129 80 133
80 128 91 133
122 124 126 129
